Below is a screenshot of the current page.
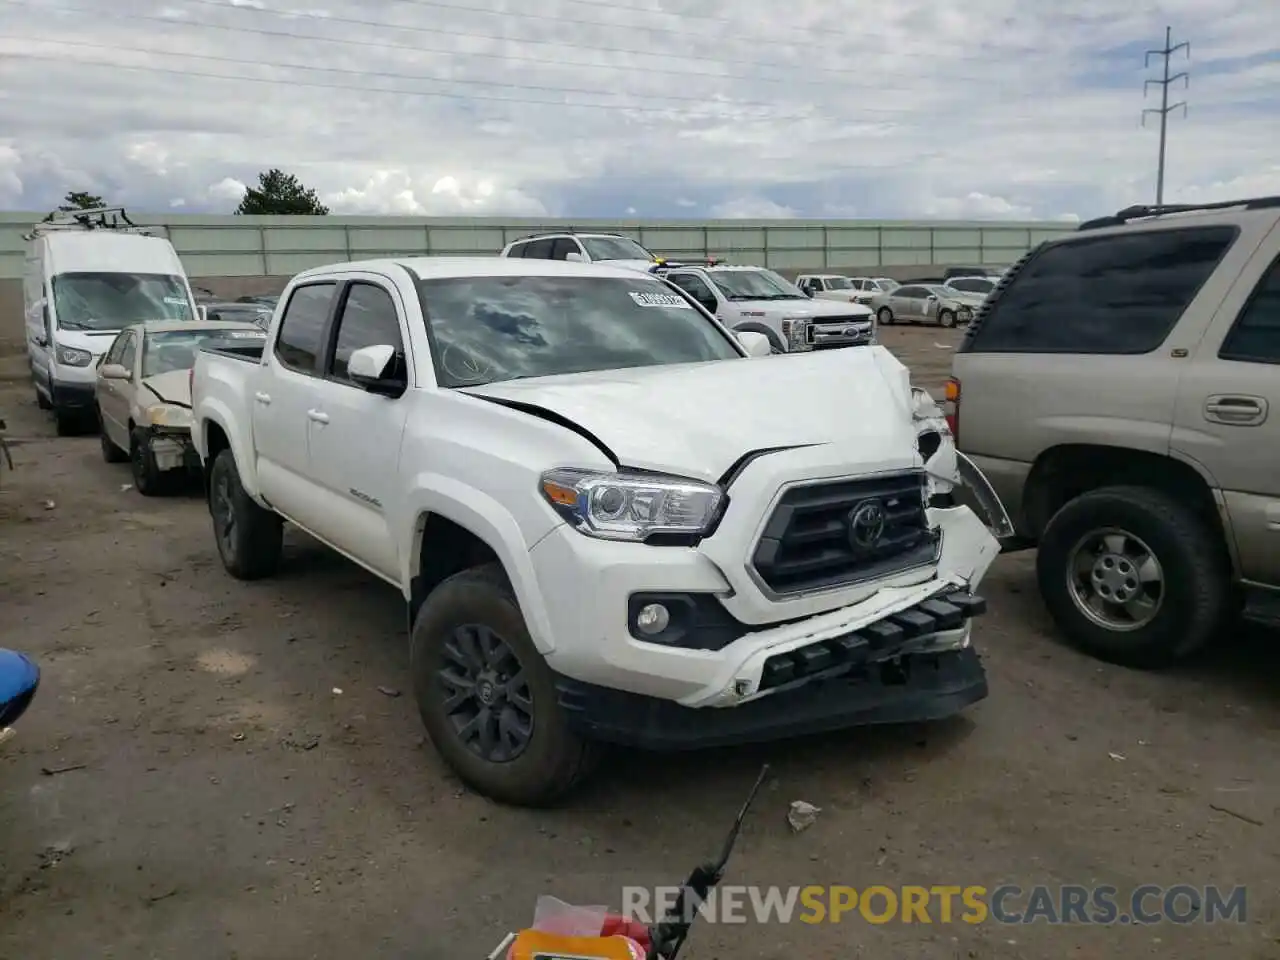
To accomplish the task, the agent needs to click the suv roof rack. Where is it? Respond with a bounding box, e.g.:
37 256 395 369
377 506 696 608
1077 194 1280 231
512 229 629 242
25 206 153 240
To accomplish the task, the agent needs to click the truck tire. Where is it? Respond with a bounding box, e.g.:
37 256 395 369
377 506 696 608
1035 485 1229 668
208 447 283 580
410 563 595 806
877 307 894 326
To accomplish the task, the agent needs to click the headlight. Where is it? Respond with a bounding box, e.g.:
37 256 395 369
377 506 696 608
146 404 193 429
539 468 724 542
56 345 92 367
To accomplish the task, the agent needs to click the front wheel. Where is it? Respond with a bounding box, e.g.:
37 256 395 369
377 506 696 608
939 309 957 328
130 428 167 496
208 448 283 580
877 307 894 326
410 563 595 806
1035 485 1229 668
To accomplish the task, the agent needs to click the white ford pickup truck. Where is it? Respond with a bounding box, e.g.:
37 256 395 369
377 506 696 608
190 257 1013 806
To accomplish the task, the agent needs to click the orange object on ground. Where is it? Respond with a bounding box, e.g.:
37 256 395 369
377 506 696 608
507 929 646 960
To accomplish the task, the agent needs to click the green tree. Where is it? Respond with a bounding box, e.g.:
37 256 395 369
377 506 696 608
57 190 106 211
234 168 329 215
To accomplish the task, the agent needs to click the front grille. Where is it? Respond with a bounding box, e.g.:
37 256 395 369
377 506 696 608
751 471 939 595
814 314 872 325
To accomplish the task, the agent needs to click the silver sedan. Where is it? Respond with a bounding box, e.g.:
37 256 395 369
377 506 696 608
868 284 975 328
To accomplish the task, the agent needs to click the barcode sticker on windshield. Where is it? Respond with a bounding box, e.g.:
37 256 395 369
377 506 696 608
629 291 691 309
164 297 189 305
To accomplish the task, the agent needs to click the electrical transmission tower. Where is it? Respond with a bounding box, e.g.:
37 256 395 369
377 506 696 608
1142 26 1190 206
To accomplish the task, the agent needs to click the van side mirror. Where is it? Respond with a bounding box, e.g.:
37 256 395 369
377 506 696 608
196 305 208 322
347 344 406 397
100 362 130 380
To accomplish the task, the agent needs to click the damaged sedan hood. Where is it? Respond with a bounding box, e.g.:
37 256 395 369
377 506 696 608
461 347 923 484
140 369 193 408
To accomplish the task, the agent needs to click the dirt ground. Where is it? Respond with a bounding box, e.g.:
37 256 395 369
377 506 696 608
2 326 1278 960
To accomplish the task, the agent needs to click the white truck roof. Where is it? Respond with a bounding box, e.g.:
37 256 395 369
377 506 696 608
292 256 657 283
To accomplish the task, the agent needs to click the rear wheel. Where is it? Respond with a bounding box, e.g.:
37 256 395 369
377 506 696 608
1036 485 1229 668
410 563 595 806
877 307 894 326
208 448 283 580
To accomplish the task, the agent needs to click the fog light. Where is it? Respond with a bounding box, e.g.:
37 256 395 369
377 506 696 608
635 603 671 636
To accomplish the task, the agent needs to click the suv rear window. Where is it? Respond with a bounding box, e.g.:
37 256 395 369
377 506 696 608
968 226 1237 354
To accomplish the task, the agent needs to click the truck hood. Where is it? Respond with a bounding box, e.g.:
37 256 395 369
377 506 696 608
139 369 193 407
460 347 918 484
731 298 873 319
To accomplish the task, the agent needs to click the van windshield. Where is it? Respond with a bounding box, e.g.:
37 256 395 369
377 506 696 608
52 272 193 331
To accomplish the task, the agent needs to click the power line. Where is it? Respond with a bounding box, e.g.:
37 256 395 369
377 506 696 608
0 34 820 115
377 0 1048 59
0 49 881 124
122 0 1025 80
1141 25 1189 207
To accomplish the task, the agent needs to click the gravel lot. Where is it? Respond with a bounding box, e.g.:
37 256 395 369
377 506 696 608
2 326 1278 960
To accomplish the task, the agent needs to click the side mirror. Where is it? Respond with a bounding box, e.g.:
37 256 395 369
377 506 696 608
736 331 773 357
927 295 938 302
196 305 208 322
348 344 406 397
564 252 584 262
100 362 130 380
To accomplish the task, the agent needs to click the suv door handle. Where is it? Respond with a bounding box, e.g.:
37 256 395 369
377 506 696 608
307 409 329 424
1204 395 1267 426
254 392 271 405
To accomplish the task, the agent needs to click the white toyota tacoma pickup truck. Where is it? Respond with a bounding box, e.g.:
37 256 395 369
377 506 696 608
190 257 1012 806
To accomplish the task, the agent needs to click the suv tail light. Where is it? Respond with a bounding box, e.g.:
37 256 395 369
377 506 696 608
944 377 961 440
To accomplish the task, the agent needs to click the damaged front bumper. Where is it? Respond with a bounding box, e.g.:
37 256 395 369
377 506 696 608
146 427 200 473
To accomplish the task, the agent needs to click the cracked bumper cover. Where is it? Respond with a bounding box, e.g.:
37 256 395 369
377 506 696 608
555 645 987 751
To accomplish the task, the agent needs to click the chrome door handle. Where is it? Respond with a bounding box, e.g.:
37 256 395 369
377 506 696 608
307 409 329 424
1204 395 1267 426
254 392 271 405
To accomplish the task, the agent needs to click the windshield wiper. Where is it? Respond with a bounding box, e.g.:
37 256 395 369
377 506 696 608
58 320 93 330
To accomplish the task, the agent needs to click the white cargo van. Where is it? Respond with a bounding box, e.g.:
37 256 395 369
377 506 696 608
23 207 203 433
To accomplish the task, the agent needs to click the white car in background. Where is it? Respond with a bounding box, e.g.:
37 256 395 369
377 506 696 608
795 274 862 303
660 263 875 352
500 231 659 274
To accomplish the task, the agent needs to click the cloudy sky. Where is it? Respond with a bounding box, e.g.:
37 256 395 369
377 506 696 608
0 0 1277 221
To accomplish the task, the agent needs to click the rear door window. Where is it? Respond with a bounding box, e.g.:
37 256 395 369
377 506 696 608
274 282 336 373
1220 254 1280 364
970 226 1237 354
522 239 554 259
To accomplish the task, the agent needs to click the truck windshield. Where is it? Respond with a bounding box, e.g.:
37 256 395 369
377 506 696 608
579 236 653 262
416 275 742 387
52 272 193 331
710 270 806 301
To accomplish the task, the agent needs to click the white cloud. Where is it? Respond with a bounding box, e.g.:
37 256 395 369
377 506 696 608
0 0 1275 220
207 177 248 204
323 171 547 215
710 197 798 219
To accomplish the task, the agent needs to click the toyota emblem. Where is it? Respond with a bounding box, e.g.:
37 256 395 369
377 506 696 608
847 499 887 549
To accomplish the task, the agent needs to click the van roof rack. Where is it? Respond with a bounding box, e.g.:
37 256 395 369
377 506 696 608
25 206 154 240
1077 194 1280 231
